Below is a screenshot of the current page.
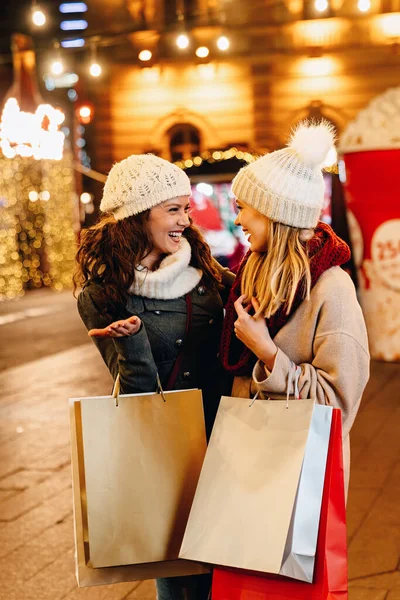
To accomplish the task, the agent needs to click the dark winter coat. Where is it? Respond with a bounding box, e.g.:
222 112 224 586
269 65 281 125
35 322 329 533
77 266 234 438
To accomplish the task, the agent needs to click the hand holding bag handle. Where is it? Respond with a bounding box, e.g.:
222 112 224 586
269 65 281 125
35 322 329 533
250 360 302 408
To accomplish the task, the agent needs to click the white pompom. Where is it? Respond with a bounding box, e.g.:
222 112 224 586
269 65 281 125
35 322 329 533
288 120 336 168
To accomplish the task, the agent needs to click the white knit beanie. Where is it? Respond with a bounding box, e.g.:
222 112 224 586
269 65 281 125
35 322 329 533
100 154 192 220
232 121 336 229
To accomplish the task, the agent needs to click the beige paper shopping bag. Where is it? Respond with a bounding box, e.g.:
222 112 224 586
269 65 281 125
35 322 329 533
69 386 209 587
179 396 315 574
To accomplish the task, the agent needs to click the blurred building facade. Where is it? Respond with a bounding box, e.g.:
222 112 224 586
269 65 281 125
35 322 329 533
83 0 400 174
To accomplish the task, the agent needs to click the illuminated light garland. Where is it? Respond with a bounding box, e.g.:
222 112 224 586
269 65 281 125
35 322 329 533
175 147 258 170
175 146 338 173
40 154 77 292
0 150 77 300
0 98 65 161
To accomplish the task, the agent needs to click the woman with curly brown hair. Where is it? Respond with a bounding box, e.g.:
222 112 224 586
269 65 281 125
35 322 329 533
74 154 234 600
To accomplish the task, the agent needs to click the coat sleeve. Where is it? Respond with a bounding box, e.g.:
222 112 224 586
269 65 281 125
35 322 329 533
212 258 235 287
212 259 235 304
77 287 158 394
252 292 370 438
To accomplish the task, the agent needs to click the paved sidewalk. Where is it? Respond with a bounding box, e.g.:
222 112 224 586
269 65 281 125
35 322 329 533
0 339 399 599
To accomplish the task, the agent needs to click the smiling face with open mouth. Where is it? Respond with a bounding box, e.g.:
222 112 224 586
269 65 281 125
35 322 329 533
234 198 271 253
142 196 191 269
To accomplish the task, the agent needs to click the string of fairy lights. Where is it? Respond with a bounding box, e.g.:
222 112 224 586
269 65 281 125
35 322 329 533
175 146 338 172
25 0 377 80
0 1 344 300
0 152 78 300
175 147 258 170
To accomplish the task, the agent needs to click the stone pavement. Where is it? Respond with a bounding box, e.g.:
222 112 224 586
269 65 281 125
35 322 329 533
0 336 399 598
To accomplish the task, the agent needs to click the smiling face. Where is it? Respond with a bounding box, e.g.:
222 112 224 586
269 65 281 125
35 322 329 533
234 199 271 252
140 196 191 269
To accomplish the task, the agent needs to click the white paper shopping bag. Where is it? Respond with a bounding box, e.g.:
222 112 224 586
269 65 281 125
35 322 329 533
69 384 209 586
179 396 316 575
280 403 333 581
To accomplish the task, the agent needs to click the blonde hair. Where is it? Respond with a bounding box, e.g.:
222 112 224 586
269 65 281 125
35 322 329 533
241 221 313 318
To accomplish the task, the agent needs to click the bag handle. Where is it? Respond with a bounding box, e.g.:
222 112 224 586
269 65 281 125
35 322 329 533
112 372 167 407
112 374 121 407
285 362 301 409
249 361 301 409
113 293 193 406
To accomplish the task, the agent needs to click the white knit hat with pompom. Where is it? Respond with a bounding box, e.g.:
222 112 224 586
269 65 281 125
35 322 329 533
232 120 336 229
100 154 192 220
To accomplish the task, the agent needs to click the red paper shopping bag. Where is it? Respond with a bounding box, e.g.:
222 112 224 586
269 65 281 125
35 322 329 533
212 408 347 600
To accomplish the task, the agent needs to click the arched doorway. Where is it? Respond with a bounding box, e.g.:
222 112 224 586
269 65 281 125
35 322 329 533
168 123 201 162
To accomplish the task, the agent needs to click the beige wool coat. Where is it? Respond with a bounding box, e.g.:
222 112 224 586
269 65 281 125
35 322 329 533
231 266 370 497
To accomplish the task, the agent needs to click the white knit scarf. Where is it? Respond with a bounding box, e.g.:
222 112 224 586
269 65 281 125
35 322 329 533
128 237 202 300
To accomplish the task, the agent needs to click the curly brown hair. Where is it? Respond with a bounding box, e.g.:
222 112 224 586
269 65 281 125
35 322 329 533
73 213 221 316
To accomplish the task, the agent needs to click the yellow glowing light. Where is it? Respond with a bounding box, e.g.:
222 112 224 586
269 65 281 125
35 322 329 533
357 0 370 11
217 36 230 51
196 46 209 58
32 9 46 26
176 34 189 49
89 62 102 77
315 0 328 11
80 192 92 204
51 60 64 76
0 152 77 299
139 49 152 62
79 106 91 119
29 191 39 201
0 99 65 161
40 190 50 201
299 56 336 77
177 147 259 172
378 13 400 38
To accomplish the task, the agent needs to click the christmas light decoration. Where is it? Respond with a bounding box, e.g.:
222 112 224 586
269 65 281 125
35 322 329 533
89 62 102 76
217 36 230 51
77 105 93 124
139 49 152 61
0 34 77 300
196 46 209 58
0 99 65 161
32 8 46 27
175 147 258 170
51 59 64 76
0 153 78 299
176 34 190 49
80 192 91 204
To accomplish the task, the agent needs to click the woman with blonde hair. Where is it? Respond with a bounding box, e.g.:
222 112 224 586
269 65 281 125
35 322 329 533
219 121 370 495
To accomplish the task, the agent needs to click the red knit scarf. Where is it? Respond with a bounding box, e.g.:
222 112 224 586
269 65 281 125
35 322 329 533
219 222 351 376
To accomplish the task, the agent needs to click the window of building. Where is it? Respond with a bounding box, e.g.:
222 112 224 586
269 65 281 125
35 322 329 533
168 123 201 162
